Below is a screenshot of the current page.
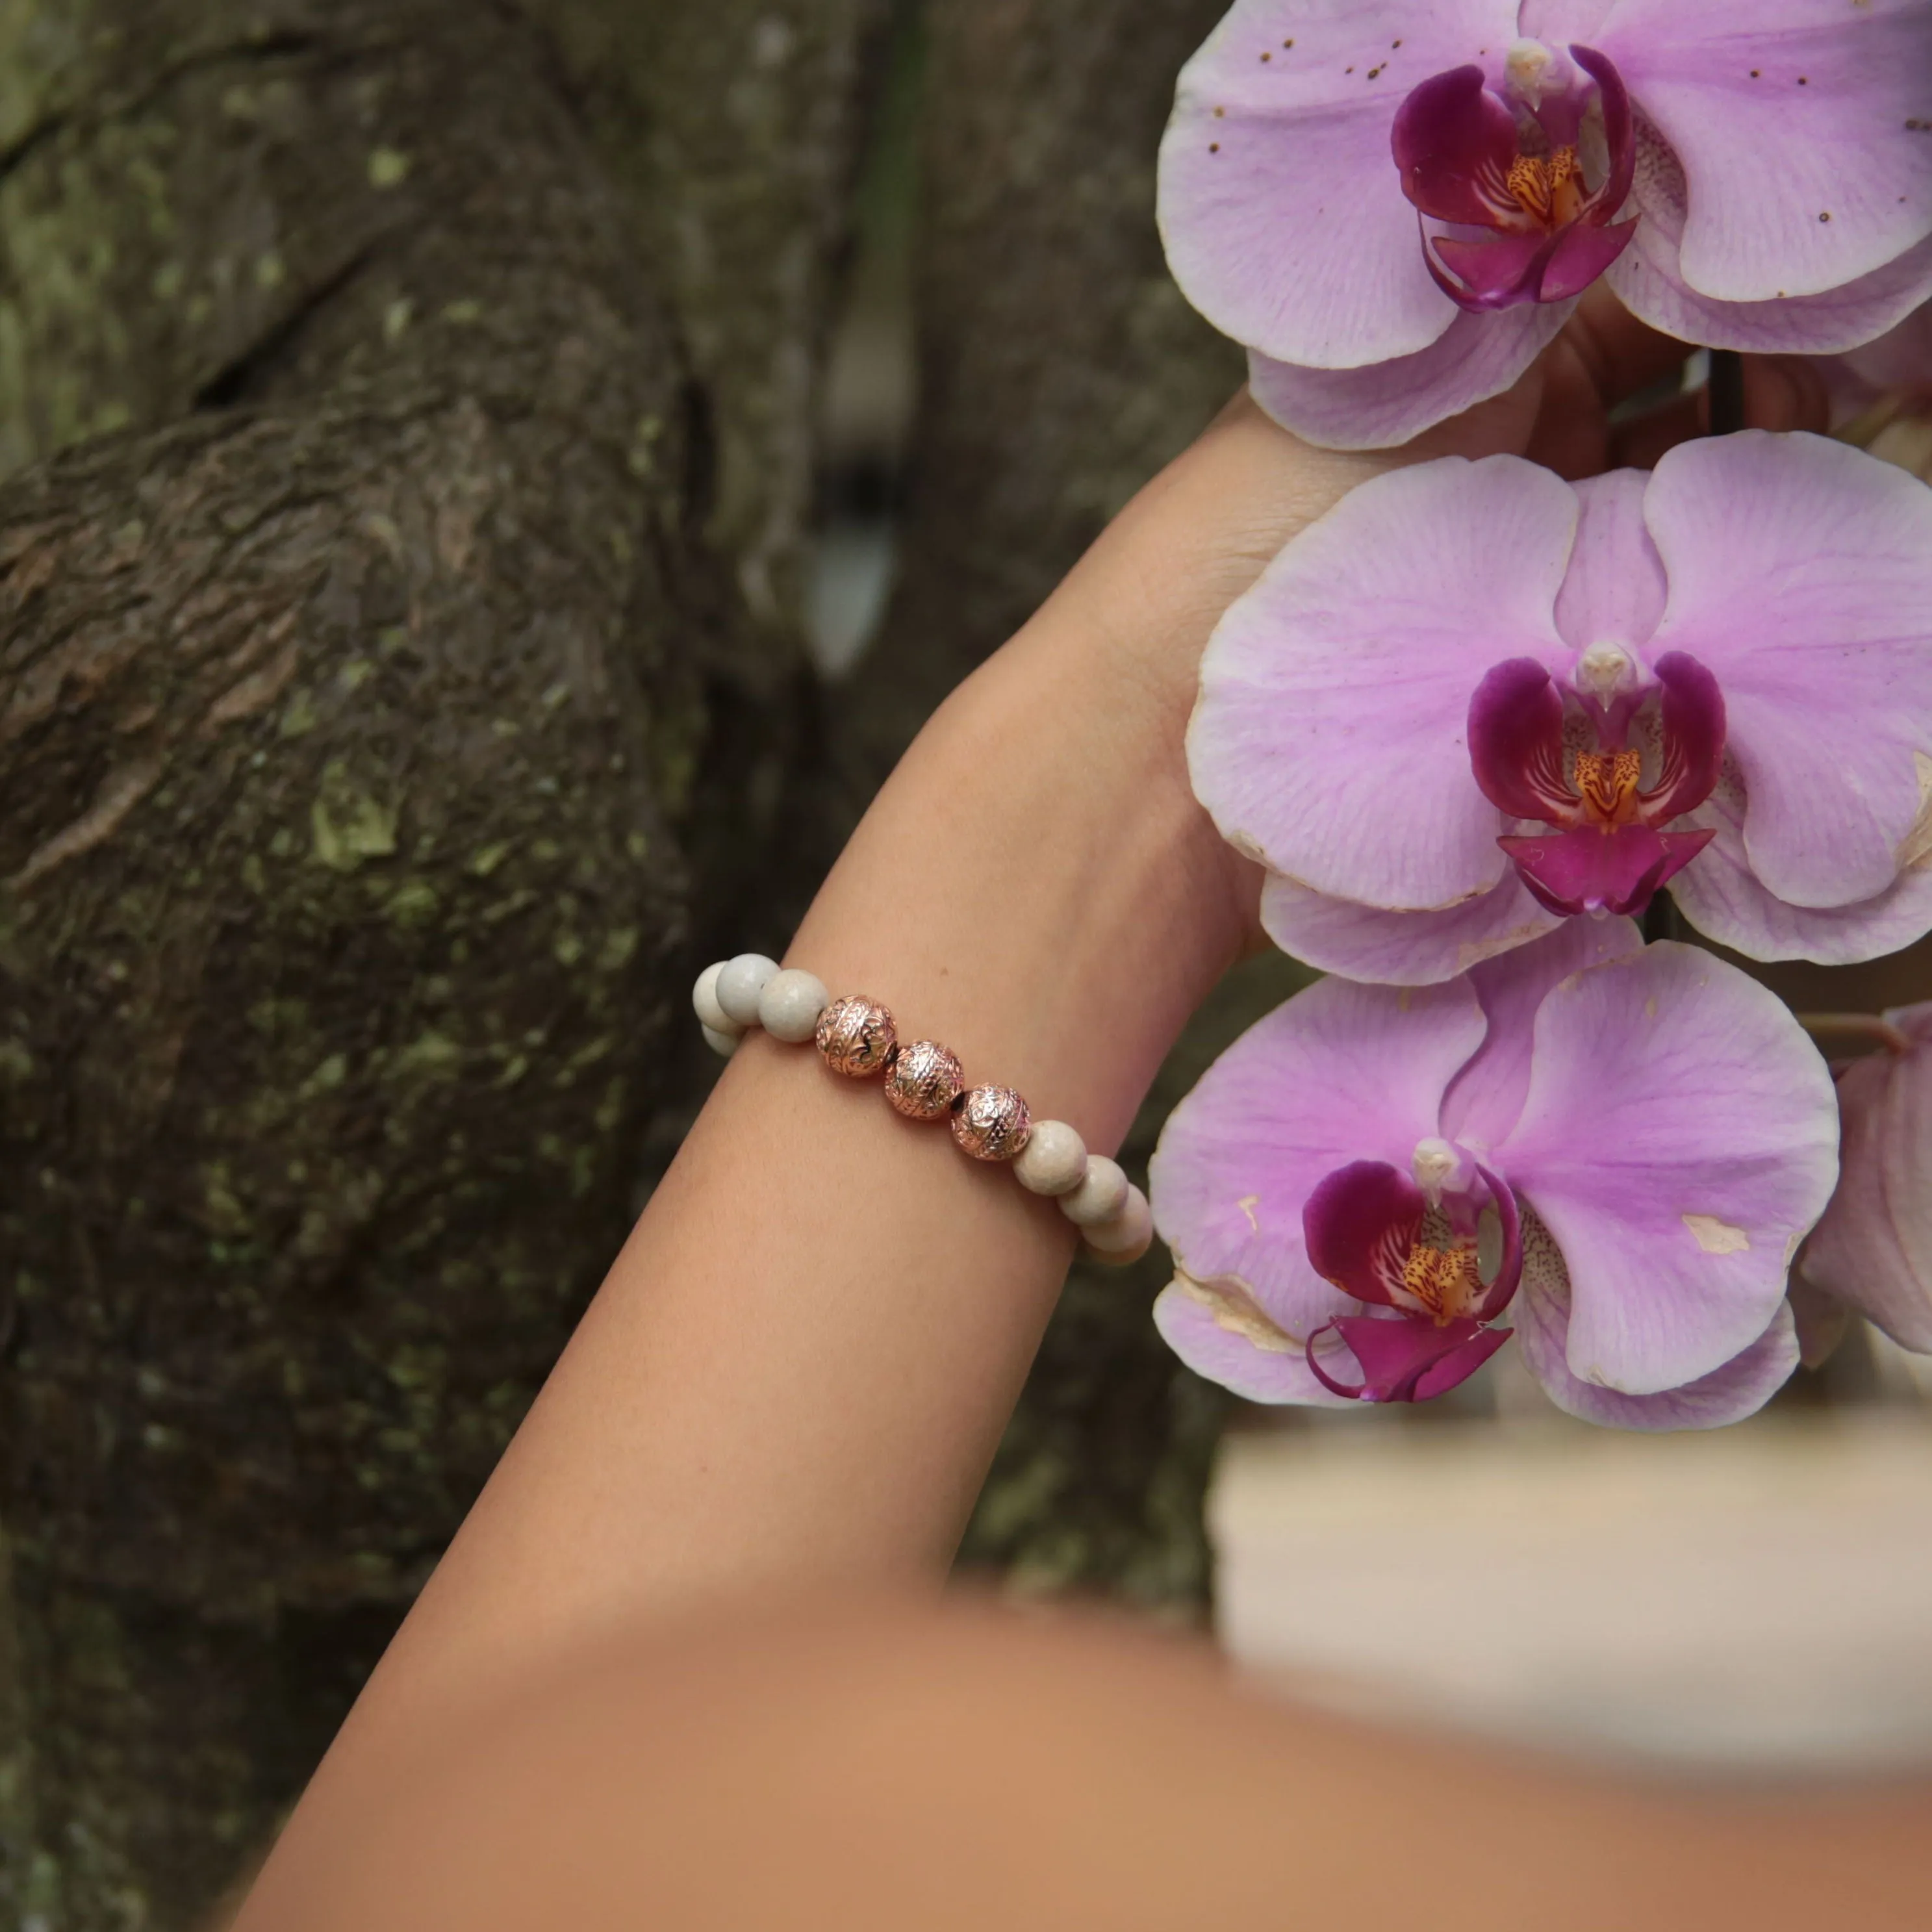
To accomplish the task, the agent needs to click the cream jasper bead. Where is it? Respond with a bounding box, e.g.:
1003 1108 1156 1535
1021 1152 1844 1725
1060 1156 1129 1227
700 1023 741 1059
1082 1185 1154 1266
717 953 780 1027
1013 1121 1087 1196
693 962 741 1037
758 968 830 1043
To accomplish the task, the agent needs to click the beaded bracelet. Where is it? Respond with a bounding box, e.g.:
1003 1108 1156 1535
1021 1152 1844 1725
693 953 1154 1267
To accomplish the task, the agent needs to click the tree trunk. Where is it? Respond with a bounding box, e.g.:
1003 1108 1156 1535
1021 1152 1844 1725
0 0 876 1920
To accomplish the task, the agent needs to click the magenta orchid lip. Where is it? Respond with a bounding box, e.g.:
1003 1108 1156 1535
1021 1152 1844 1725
1158 5 1932 448
1298 1154 1522 1404
1470 648 1722 919
1393 46 1636 313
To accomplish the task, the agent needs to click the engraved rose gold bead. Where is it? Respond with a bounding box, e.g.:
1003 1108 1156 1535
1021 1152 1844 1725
815 995 896 1077
948 1084 1032 1162
884 1039 965 1121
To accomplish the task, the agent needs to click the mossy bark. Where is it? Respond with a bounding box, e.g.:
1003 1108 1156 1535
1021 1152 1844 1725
849 0 1244 768
516 0 891 631
0 0 874 1921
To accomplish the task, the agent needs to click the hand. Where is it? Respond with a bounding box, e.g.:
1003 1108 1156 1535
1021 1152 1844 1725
1430 285 1832 476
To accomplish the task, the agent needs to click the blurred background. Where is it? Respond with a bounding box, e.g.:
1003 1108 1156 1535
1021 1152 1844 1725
0 1 1927 1925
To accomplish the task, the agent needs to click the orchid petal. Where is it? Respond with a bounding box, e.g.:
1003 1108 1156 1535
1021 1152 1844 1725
1521 0 1619 38
1668 824 1932 964
1191 456 1575 909
1152 1277 1358 1407
1149 975 1487 1340
1259 870 1564 988
1597 0 1932 302
1518 1217 1800 1428
1440 915 1646 1152
1642 433 1932 909
1495 941 1839 1393
1608 220 1932 356
1158 1 1518 368
1799 1006 1932 1352
1245 299 1570 450
1553 470 1666 655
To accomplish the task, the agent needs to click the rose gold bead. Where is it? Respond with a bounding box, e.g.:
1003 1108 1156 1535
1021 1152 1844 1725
949 1084 1032 1162
815 995 896 1077
884 1039 965 1121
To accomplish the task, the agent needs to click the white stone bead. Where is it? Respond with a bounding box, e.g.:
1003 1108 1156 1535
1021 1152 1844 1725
716 952 780 1028
1060 1156 1129 1227
700 1023 741 1059
1083 1185 1154 1265
693 961 742 1037
758 967 830 1043
1014 1120 1087 1196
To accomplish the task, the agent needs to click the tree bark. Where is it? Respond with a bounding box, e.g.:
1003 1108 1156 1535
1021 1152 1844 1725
851 0 1244 766
0 0 876 1921
510 0 891 631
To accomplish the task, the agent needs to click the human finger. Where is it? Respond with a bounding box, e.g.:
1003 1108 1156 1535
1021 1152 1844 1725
1559 286 1696 413
1610 354 1833 468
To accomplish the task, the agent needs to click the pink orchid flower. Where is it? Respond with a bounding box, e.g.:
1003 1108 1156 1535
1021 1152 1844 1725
1150 922 1838 1425
1799 1004 1932 1355
1189 432 1932 986
1158 1 1932 447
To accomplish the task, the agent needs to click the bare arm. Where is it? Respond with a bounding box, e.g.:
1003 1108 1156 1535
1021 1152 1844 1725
325 399 1401 1733
236 313 1862 1923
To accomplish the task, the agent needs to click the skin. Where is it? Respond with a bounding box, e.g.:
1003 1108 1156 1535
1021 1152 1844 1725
234 297 1929 1930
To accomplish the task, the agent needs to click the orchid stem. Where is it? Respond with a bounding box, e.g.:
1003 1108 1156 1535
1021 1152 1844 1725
1708 349 1746 437
1797 1011 1912 1054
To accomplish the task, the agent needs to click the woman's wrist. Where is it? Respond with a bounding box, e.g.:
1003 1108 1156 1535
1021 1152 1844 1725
786 396 1405 1137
